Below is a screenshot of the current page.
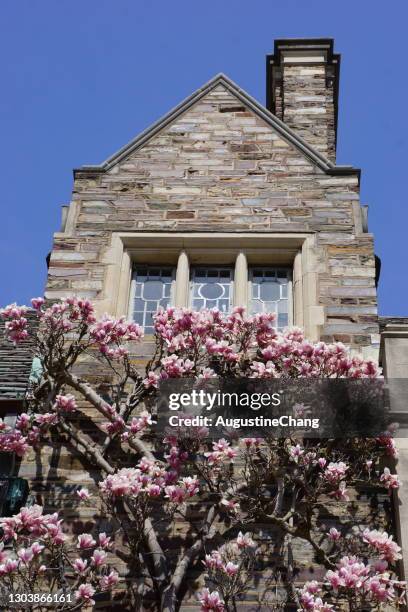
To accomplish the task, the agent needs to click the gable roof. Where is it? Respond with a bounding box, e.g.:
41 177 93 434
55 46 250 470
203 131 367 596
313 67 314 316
74 73 360 180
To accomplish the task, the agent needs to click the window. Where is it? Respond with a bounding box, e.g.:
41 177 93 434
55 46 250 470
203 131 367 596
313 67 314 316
111 233 321 340
0 477 29 517
190 267 233 312
0 411 29 517
124 238 305 332
130 267 175 332
0 413 17 478
250 267 292 329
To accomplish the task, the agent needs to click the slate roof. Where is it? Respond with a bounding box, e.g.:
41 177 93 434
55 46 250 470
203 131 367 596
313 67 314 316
74 73 360 181
0 311 37 401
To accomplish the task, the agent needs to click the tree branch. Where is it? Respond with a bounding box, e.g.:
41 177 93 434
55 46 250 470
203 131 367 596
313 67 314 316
57 419 169 587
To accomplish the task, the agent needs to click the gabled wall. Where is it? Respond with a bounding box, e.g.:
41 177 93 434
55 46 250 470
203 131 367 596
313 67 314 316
47 84 378 352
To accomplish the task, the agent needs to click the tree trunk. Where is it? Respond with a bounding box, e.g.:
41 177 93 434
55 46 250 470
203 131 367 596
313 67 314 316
160 584 177 612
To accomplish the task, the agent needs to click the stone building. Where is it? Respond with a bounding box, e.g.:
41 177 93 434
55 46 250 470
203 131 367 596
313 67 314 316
49 38 378 359
2 38 408 608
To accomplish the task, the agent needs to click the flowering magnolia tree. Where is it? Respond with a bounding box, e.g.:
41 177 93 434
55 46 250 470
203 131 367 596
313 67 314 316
0 298 405 611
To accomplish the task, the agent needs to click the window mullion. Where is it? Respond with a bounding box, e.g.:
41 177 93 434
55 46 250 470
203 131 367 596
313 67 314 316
175 251 190 307
233 252 248 309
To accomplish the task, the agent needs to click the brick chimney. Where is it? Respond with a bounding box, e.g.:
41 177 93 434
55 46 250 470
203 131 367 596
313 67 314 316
266 39 340 162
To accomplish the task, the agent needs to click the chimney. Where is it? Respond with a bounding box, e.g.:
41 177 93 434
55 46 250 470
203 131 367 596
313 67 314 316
266 39 340 162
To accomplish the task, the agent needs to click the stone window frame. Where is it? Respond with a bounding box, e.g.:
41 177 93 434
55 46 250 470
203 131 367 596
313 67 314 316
100 232 324 341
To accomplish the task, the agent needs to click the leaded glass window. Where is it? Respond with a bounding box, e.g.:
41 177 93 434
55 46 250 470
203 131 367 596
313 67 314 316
131 267 175 332
191 267 233 312
250 267 291 329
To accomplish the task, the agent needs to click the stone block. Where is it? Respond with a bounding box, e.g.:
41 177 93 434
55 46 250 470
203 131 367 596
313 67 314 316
166 211 195 219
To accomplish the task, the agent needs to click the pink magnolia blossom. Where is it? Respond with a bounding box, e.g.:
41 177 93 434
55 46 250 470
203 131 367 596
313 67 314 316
179 476 200 496
75 583 96 605
250 360 277 378
17 547 34 565
77 487 90 501
100 469 142 498
365 576 393 602
326 555 370 591
0 559 18 575
289 444 304 463
331 481 349 501
100 570 119 590
298 581 336 611
323 462 348 486
0 505 65 544
199 588 225 612
36 412 59 426
73 558 88 573
0 303 29 342
362 529 402 562
126 410 154 436
299 585 334 611
322 554 406 606
199 367 217 379
31 297 45 310
0 303 28 319
16 413 31 431
328 528 341 541
165 476 199 503
146 483 161 497
30 542 44 555
164 445 188 470
91 549 107 567
161 355 194 377
90 316 143 354
380 467 400 490
103 415 125 436
224 561 239 576
77 534 96 549
143 371 160 388
98 533 113 549
99 461 166 500
236 532 256 549
0 431 30 456
54 394 77 413
205 439 237 465
203 551 224 571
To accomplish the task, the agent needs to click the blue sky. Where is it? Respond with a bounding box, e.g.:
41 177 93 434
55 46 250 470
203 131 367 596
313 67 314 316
1 0 407 315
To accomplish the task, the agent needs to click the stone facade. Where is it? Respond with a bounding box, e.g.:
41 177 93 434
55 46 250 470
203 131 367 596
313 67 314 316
12 39 397 609
47 56 378 355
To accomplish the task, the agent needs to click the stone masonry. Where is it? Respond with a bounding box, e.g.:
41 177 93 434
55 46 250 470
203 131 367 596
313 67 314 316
267 39 340 161
18 39 388 609
47 51 378 354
